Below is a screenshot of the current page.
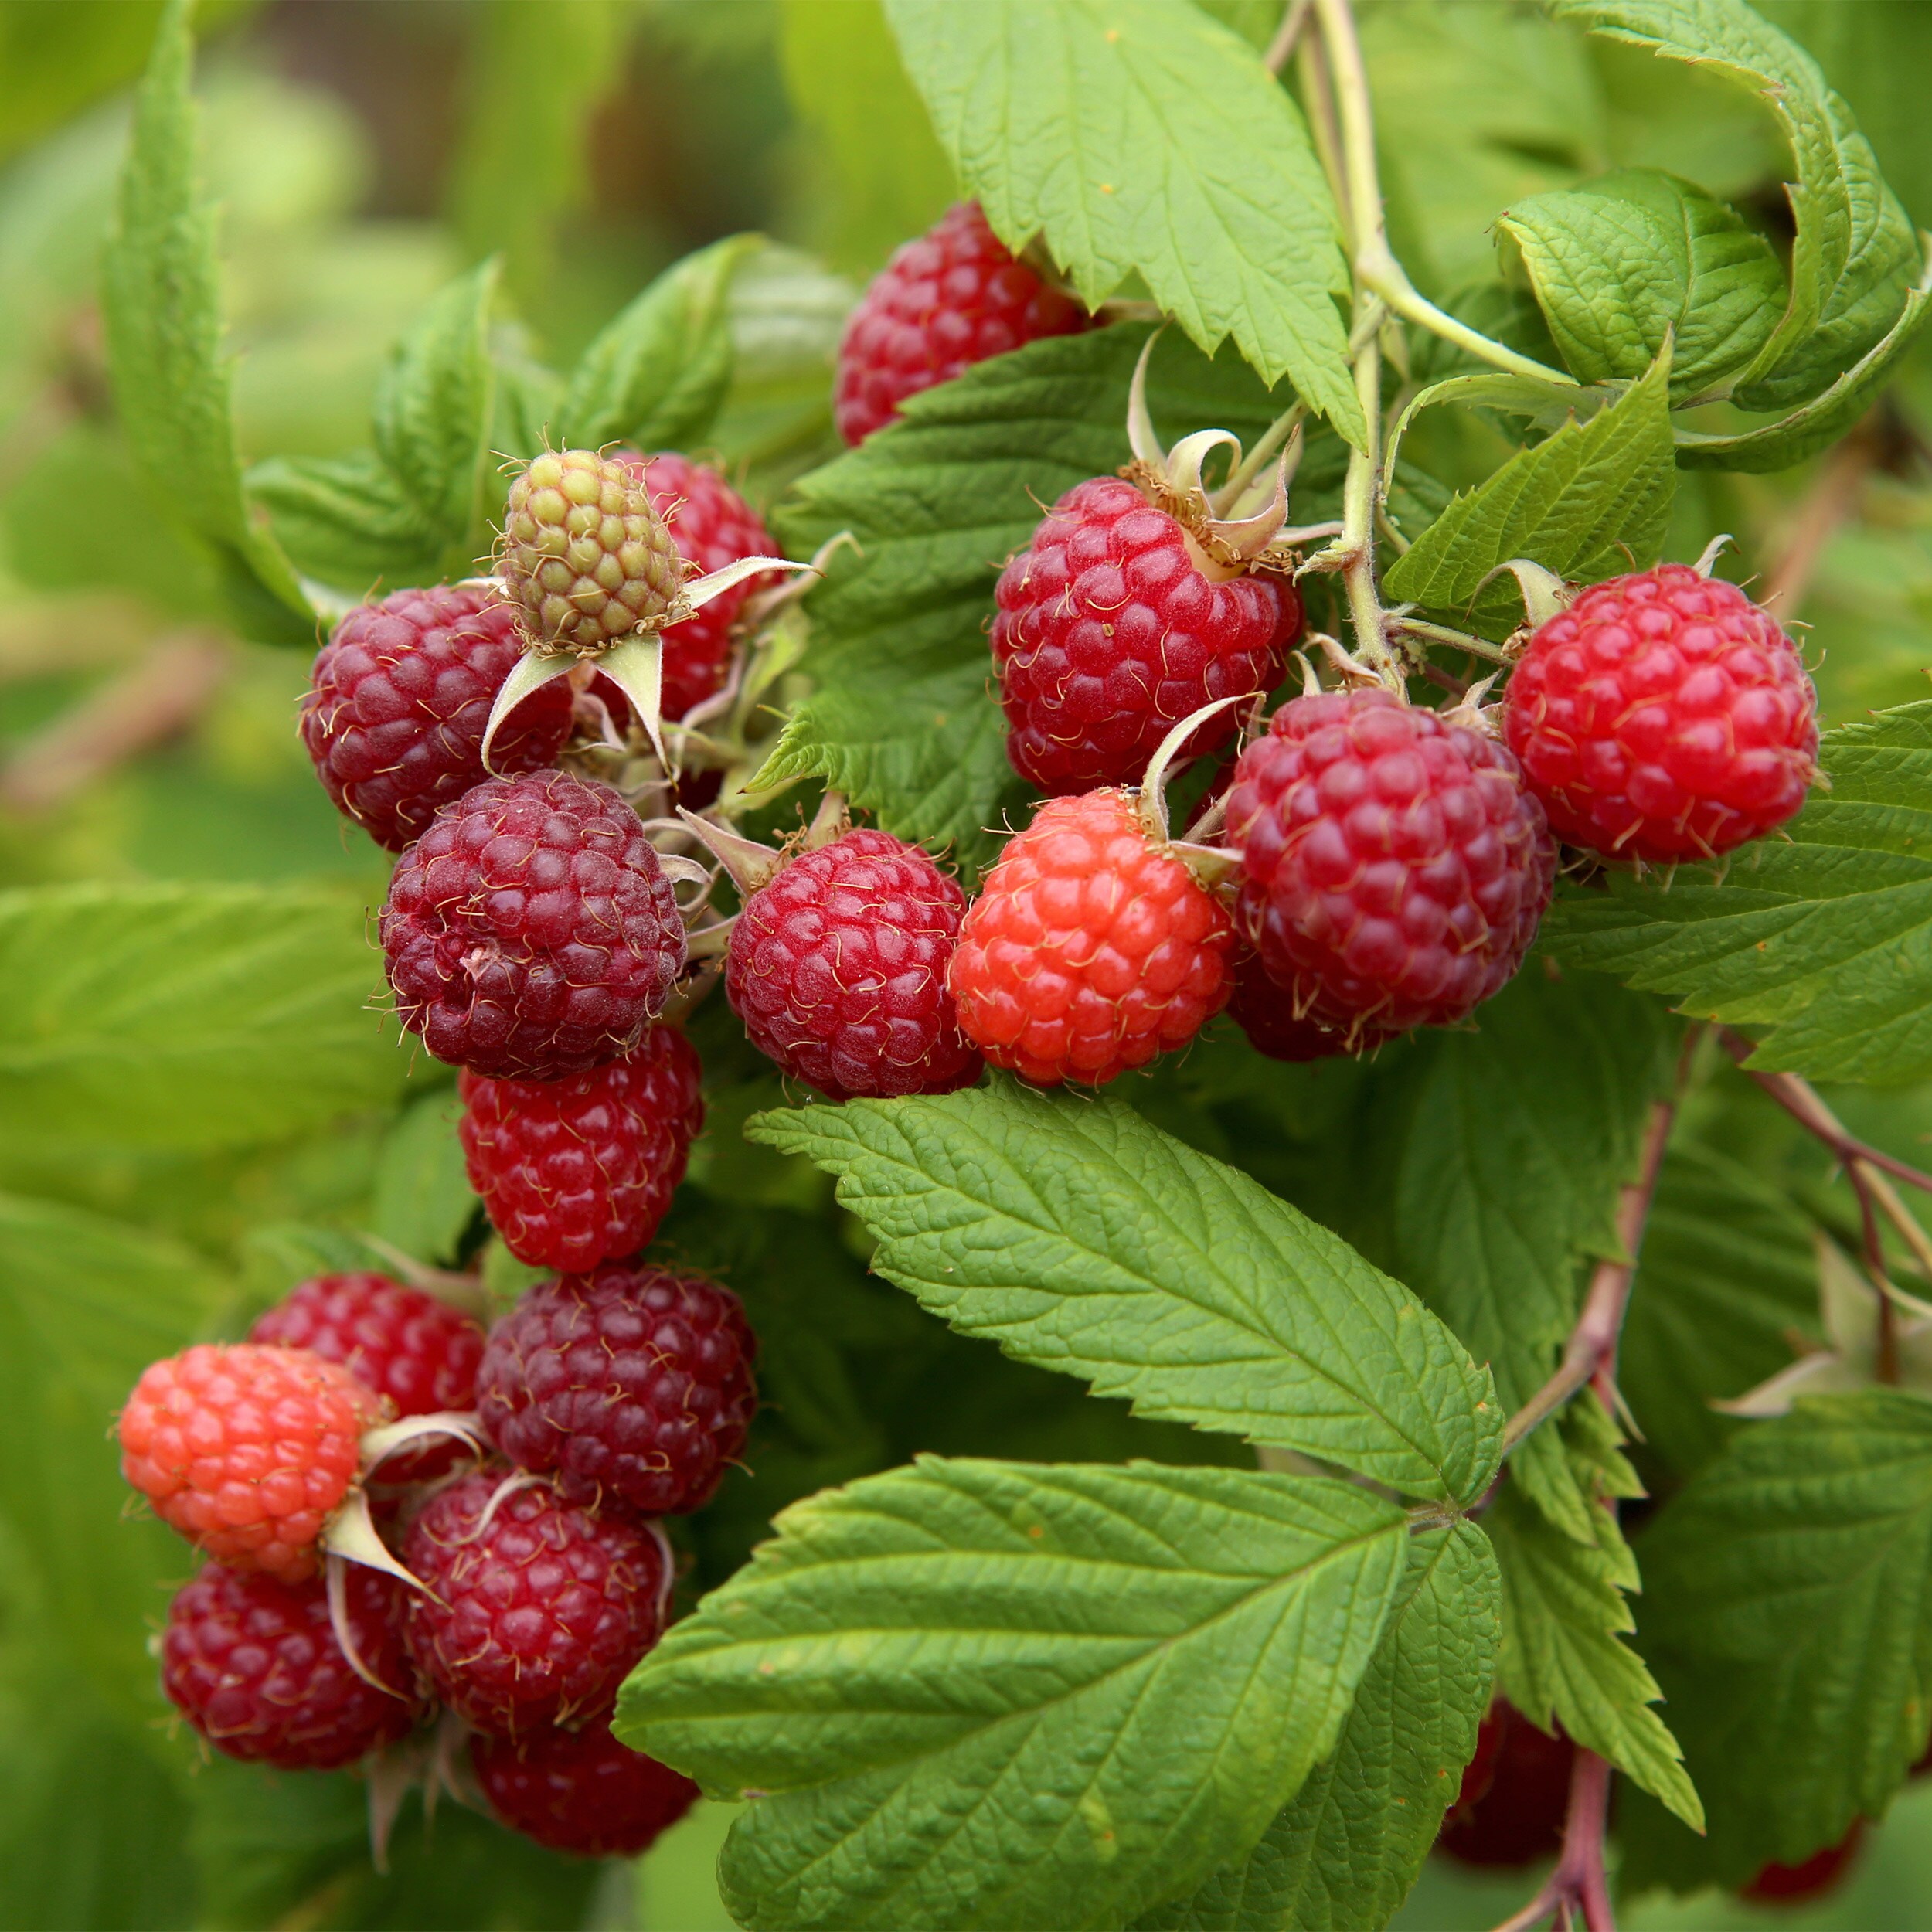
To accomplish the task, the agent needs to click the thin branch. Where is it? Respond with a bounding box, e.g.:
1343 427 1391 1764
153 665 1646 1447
1294 34 1350 243
1761 416 1880 620
1263 0 1315 74
1722 1036 1932 1196
1392 616 1515 663
1488 1749 1617 1932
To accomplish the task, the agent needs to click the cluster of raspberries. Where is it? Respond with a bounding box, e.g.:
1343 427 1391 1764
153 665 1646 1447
118 1264 754 1858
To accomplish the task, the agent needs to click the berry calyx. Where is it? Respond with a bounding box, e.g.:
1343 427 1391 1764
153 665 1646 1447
725 825 982 1099
1740 1824 1866 1903
948 787 1234 1087
118 1344 384 1582
478 1266 757 1519
498 450 687 657
1226 689 1556 1040
379 768 686 1081
1436 1702 1574 1869
1503 562 1818 863
835 201 1090 445
471 1721 699 1858
401 1468 669 1736
300 585 574 853
459 1025 705 1272
161 1560 420 1769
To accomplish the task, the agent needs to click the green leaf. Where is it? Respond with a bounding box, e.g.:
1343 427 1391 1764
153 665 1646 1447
1631 1391 1932 1881
1549 0 1921 410
246 449 442 599
1497 168 1783 396
0 883 406 1156
559 234 762 454
1620 1141 1821 1479
764 325 1324 873
620 1458 1408 1932
370 1088 475 1270
1488 1474 1703 1828
370 258 500 576
98 0 310 628
748 1082 1502 1505
1131 1520 1500 1932
1674 256 1932 473
883 0 1361 441
1382 341 1674 634
1542 700 1932 1085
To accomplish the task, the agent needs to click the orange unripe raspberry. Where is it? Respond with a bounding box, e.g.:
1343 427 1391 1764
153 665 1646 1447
947 788 1233 1086
117 1344 385 1582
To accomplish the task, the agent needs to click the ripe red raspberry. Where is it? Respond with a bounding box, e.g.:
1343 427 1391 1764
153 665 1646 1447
1741 1825 1866 1903
1437 1703 1574 1869
948 788 1233 1086
615 453 774 721
402 1468 669 1735
118 1345 383 1581
380 769 686 1081
471 1721 698 1858
458 1026 705 1272
160 1560 420 1769
1226 950 1368 1063
299 586 574 853
1227 689 1555 1039
478 1266 756 1519
1504 564 1818 863
835 201 1090 445
992 475 1299 795
726 828 981 1098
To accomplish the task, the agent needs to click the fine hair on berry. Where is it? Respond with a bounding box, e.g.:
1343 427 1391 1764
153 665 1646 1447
401 1467 670 1736
948 787 1233 1086
300 584 573 852
380 768 686 1081
1226 689 1556 1040
471 1721 699 1859
161 1560 420 1770
459 1025 705 1272
726 827 981 1099
478 1265 757 1519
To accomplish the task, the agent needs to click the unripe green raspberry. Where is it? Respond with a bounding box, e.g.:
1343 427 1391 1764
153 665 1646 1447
499 450 688 655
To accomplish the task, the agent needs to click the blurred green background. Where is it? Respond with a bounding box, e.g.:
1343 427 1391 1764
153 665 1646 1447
2 1 1931 1927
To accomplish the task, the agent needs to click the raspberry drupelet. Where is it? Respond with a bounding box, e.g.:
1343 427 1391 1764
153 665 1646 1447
379 769 686 1082
1226 948 1372 1063
1227 689 1556 1041
478 1266 757 1519
300 585 573 852
117 1344 384 1582
947 788 1234 1086
835 201 1090 445
471 1722 699 1858
161 1560 420 1769
1504 563 1818 862
402 1468 670 1736
459 1025 705 1273
726 828 981 1099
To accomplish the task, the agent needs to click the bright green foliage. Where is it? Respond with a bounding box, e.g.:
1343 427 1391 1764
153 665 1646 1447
750 1083 1502 1505
1544 702 1932 1086
369 1088 475 1270
0 883 406 1158
1497 169 1782 396
1383 344 1674 632
883 0 1361 442
621 1459 1408 1932
1132 1522 1500 1932
99 0 311 632
1631 1392 1932 1882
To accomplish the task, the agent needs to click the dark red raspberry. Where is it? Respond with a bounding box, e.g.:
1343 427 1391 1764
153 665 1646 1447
1227 689 1555 1039
471 1721 698 1858
1741 1825 1866 1903
1226 950 1366 1063
835 201 1090 446
118 1344 383 1582
401 1468 669 1736
948 788 1233 1087
1437 1702 1573 1869
992 475 1298 795
300 585 574 853
161 1560 420 1769
1504 564 1818 862
458 1026 705 1272
478 1266 756 1519
726 828 981 1099
380 769 686 1081
615 452 774 721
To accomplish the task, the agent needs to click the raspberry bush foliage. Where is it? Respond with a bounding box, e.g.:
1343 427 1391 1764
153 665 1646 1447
11 0 1932 1926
